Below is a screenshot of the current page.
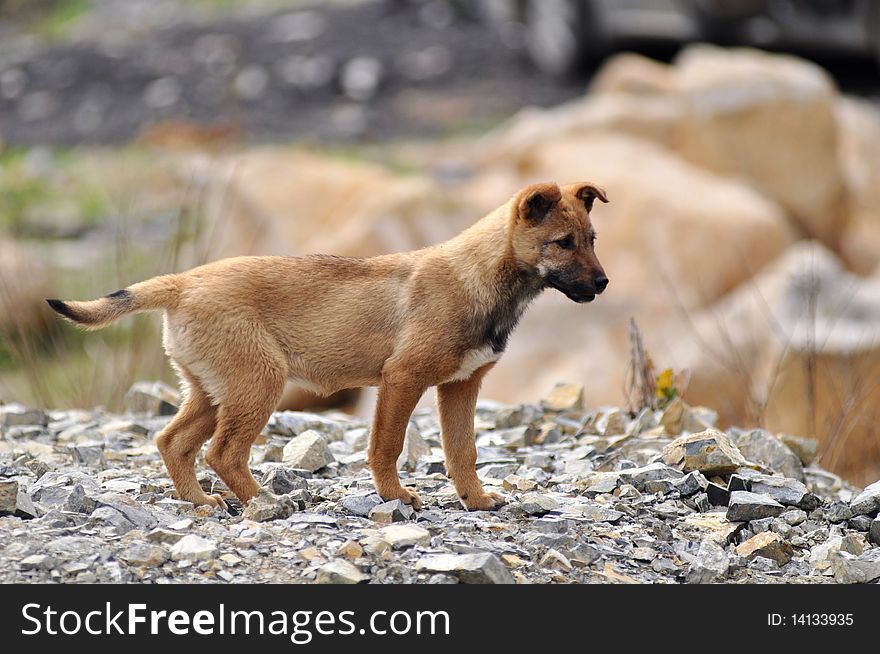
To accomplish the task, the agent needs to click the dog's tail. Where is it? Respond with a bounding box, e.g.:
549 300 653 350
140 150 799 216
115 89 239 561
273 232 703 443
46 274 183 330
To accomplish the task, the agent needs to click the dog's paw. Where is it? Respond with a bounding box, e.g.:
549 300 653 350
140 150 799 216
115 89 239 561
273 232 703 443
196 493 228 510
461 491 506 511
380 486 423 510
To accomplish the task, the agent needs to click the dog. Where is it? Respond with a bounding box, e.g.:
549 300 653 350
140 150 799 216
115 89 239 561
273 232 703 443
47 181 608 511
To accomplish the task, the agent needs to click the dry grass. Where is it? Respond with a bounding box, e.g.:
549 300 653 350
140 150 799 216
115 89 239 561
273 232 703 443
0 156 217 411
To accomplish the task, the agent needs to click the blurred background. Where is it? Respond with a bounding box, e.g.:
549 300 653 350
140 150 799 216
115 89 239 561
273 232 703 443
1 0 879 484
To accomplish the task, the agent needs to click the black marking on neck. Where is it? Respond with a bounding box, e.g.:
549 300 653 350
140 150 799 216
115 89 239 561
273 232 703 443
480 264 543 354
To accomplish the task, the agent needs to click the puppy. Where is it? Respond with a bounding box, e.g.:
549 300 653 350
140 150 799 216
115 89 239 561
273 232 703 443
48 181 608 511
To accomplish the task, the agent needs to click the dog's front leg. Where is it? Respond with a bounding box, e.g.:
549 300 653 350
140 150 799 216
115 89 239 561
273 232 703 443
368 376 426 509
437 363 506 511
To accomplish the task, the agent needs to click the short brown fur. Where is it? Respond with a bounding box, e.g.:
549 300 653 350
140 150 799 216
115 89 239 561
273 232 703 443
47 182 609 511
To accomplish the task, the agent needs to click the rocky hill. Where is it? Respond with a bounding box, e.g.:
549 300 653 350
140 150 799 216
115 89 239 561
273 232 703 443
1 382 878 584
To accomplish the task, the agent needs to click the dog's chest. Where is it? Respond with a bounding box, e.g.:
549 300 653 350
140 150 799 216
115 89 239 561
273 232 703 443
445 345 501 383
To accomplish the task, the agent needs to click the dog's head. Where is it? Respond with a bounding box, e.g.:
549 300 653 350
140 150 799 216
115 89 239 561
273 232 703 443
511 181 609 303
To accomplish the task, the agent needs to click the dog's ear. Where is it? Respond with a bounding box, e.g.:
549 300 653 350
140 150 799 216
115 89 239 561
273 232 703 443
518 183 562 223
572 183 609 212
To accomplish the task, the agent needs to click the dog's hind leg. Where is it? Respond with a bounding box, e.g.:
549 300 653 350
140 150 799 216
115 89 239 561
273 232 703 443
437 363 505 511
156 367 223 508
369 376 426 509
205 367 285 505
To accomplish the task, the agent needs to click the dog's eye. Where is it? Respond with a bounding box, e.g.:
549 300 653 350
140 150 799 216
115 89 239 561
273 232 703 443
555 236 574 250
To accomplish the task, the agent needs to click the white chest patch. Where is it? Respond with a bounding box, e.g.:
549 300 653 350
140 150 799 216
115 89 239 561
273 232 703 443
446 346 500 383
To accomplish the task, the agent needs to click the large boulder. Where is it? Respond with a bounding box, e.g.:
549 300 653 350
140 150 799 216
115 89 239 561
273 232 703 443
588 52 677 96
670 242 880 486
672 46 846 251
836 98 880 274
478 92 686 174
197 148 471 259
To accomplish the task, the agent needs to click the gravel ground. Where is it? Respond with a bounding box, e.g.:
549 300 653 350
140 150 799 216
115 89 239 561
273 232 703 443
2 383 879 584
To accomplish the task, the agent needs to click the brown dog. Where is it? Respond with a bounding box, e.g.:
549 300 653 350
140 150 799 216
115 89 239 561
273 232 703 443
47 181 608 511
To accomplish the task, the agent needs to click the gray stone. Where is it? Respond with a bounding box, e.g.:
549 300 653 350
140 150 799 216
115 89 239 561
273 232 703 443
746 473 818 510
242 489 301 522
379 524 431 549
705 482 731 506
282 430 334 472
583 473 621 495
870 517 880 546
516 493 560 516
125 381 178 416
728 474 751 492
781 509 807 526
339 492 383 517
749 556 780 572
643 479 675 495
850 480 880 517
778 434 819 465
568 544 602 567
170 535 217 562
726 491 785 521
523 452 554 470
539 548 573 571
830 549 880 584
0 404 49 427
672 471 708 496
261 467 309 495
39 484 95 515
343 428 369 451
369 499 414 523
652 558 679 574
809 534 865 572
118 543 170 567
492 425 530 448
316 559 368 584
277 54 335 90
268 412 347 441
686 541 729 583
20 554 55 571
618 462 683 489
693 492 711 512
89 506 137 534
95 496 158 531
479 463 520 480
397 423 431 471
847 515 873 531
71 444 106 469
732 429 804 481
341 56 383 101
416 552 513 584
569 503 624 523
824 501 854 523
662 429 748 474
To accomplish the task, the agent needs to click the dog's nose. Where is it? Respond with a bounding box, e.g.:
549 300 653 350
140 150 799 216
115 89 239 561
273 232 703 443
594 276 609 293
